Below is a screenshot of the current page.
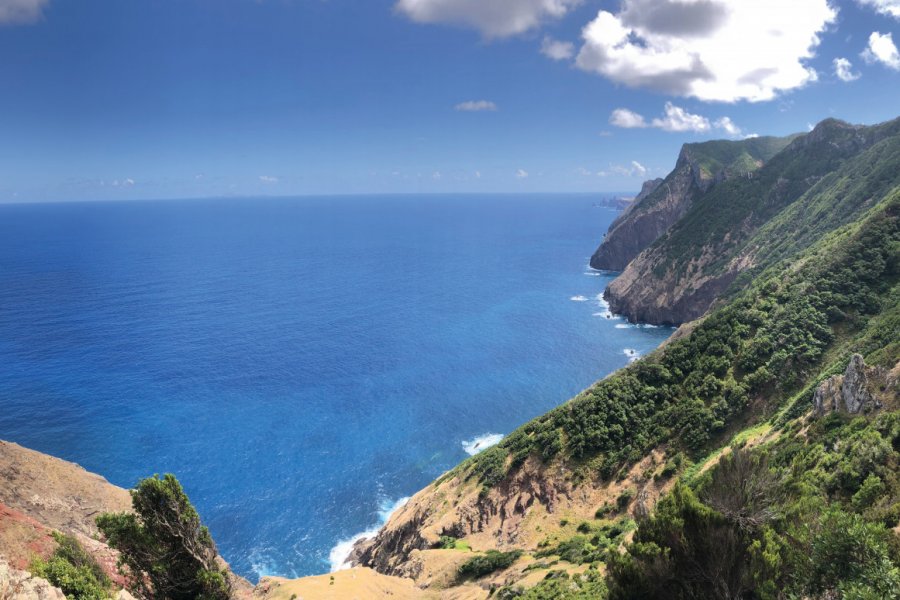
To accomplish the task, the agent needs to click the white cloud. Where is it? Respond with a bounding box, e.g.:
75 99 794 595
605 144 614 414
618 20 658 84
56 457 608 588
540 36 575 61
609 108 647 128
576 0 836 102
395 0 582 38
259 175 279 184
515 168 529 178
598 161 649 177
454 100 498 112
432 171 442 179
714 116 741 136
651 102 711 132
610 103 742 135
0 0 49 24
855 0 900 19
862 31 900 70
474 170 481 178
833 57 861 81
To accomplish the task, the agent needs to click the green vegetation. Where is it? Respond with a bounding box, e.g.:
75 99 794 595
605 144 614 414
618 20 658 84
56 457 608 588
457 549 522 579
495 567 608 599
444 119 900 598
30 532 111 600
463 187 898 488
97 474 230 600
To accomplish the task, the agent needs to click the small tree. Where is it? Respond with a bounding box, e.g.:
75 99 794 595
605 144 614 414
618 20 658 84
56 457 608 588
97 474 230 600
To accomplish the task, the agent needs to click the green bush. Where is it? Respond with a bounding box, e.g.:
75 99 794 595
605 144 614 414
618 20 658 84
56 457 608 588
457 550 522 579
97 473 230 600
31 532 110 600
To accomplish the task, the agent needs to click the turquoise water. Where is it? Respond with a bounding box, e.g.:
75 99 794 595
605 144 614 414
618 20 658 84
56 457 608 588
0 195 670 579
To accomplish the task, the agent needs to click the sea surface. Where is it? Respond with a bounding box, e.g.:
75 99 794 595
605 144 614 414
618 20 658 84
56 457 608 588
0 194 671 580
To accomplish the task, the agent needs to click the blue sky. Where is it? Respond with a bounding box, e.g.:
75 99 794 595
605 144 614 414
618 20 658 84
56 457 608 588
0 0 898 202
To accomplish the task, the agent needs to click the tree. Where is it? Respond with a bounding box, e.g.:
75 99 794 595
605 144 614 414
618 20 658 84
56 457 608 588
97 474 230 600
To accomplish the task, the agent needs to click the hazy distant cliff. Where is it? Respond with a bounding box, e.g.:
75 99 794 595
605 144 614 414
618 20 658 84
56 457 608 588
589 136 793 272
601 117 900 325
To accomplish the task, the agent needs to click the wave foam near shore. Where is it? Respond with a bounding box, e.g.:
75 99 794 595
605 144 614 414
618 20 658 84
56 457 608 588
462 433 504 456
328 496 410 572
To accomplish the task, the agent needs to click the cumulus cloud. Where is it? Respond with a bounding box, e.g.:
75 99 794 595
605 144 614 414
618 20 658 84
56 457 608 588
515 168 529 178
609 108 647 128
395 0 581 38
651 102 712 132
259 175 279 184
862 31 900 70
609 103 742 135
598 161 648 177
855 0 900 18
0 0 49 24
454 100 498 112
576 0 836 102
714 116 741 136
540 36 575 60
833 57 861 81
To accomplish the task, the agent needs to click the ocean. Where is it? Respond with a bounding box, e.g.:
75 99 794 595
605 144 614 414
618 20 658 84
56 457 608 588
0 194 671 580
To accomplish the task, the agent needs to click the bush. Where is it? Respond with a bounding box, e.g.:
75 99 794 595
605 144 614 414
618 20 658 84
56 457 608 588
458 550 522 579
97 473 231 600
31 532 110 600
616 489 635 511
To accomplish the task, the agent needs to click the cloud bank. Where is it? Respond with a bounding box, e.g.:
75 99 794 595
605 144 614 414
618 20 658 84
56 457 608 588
576 0 836 102
610 103 743 135
395 0 581 38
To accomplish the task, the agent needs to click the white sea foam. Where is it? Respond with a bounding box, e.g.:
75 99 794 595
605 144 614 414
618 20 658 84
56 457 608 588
462 433 504 456
328 496 410 572
570 295 589 302
623 348 640 363
583 272 601 277
615 323 631 329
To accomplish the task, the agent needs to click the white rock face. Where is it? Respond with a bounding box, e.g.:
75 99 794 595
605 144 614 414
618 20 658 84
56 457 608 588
0 560 66 600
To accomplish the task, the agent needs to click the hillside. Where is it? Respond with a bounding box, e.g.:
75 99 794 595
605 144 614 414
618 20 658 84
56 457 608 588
1 117 898 599
604 117 900 325
349 117 900 598
589 135 794 272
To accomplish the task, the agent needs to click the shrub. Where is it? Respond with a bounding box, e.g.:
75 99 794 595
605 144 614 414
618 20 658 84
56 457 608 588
31 532 110 600
458 550 522 579
97 473 230 600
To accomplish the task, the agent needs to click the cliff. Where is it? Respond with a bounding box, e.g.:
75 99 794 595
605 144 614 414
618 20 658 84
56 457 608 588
346 117 900 598
602 117 900 325
589 136 793 272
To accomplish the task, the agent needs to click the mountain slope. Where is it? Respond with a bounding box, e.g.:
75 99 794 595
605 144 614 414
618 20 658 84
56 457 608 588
351 118 900 598
589 135 794 272
605 117 900 325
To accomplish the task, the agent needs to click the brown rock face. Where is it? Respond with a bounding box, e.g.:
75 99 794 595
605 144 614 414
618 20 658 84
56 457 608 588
0 441 131 539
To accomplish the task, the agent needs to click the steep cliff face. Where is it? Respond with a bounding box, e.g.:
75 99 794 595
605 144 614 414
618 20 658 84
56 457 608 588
589 136 792 272
604 117 900 325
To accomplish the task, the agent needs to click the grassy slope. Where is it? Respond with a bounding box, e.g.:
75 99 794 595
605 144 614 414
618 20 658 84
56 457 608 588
440 124 900 597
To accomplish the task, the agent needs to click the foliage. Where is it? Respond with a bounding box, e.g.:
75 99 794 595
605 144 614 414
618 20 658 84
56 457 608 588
96 474 230 600
496 566 608 599
31 532 111 600
465 189 898 491
457 550 522 579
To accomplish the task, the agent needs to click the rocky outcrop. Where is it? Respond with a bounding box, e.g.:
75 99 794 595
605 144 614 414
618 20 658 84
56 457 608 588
0 560 65 600
813 354 882 416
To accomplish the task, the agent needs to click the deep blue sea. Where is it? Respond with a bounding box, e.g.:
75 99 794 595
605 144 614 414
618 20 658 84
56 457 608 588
0 194 671 580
